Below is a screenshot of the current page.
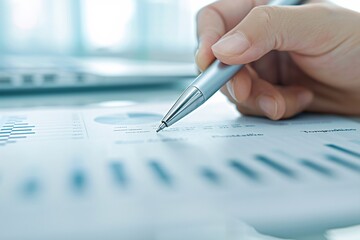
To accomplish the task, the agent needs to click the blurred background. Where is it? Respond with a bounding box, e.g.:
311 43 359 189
0 0 358 63
0 0 210 62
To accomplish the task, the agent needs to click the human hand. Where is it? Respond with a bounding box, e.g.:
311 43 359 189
196 0 360 120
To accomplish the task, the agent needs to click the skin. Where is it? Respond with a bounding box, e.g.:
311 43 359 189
195 0 360 120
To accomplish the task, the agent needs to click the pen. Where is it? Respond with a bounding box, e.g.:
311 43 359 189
156 0 303 133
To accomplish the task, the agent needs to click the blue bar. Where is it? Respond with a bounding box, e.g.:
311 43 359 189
255 155 296 178
9 136 27 139
325 155 360 173
23 178 39 196
72 169 86 192
300 160 334 177
11 129 33 132
201 167 221 184
1 128 12 131
110 162 127 186
0 131 11 134
228 159 260 181
12 125 35 129
326 144 360 159
11 132 35 135
149 161 172 185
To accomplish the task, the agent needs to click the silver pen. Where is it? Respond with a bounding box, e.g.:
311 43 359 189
156 0 303 133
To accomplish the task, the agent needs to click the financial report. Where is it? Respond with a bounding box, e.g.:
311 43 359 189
0 98 359 239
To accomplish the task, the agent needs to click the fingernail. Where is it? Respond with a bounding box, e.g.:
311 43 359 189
195 40 203 64
226 81 237 102
195 48 200 64
212 32 250 56
258 95 277 118
298 91 313 108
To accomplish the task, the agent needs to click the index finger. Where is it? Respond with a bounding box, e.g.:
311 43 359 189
196 0 268 71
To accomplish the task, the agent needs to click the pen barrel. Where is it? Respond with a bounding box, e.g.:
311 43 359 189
192 60 244 100
268 0 303 6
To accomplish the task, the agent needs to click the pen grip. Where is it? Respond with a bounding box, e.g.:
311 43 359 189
191 0 302 100
192 60 244 100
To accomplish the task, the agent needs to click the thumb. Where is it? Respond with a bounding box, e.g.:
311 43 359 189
211 3 342 64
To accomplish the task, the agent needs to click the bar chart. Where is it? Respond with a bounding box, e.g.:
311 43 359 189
0 111 86 147
0 116 35 146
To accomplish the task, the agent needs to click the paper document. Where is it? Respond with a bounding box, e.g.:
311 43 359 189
0 98 359 240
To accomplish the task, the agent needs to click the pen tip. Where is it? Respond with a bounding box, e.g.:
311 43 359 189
156 122 167 133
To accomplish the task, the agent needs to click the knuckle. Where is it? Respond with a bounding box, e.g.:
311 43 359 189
196 5 224 40
196 6 207 22
196 4 213 22
313 3 338 16
250 6 277 27
249 6 284 49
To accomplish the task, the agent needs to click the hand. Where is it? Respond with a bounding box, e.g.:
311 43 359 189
196 0 360 120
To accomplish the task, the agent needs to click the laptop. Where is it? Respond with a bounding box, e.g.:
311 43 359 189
0 56 198 91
